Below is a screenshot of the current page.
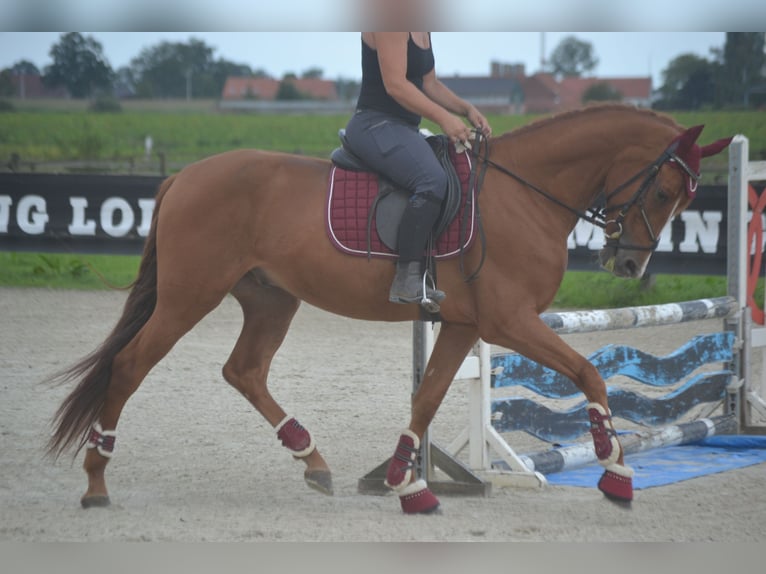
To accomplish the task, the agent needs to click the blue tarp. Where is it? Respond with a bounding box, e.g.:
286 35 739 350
544 435 766 489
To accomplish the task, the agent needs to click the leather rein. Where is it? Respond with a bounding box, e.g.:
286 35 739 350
467 132 700 254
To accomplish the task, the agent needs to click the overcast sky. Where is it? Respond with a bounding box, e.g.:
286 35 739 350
1 0 762 88
0 32 728 88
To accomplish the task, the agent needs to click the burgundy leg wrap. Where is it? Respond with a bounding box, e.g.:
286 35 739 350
587 403 619 465
398 479 441 514
275 416 315 458
384 430 419 490
86 423 116 458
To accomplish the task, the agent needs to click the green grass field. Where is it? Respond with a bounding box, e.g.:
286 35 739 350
1 251 755 310
1 103 763 306
0 252 140 290
1 103 762 175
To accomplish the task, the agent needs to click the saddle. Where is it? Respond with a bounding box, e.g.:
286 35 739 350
330 130 465 252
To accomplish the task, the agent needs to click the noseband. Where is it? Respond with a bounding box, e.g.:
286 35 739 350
471 134 699 255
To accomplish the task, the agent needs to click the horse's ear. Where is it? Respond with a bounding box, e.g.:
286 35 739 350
676 124 705 155
700 136 734 158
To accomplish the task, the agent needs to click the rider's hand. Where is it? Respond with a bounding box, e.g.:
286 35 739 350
467 105 492 137
440 114 473 148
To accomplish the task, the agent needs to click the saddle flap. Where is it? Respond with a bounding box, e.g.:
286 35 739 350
328 130 476 258
374 182 410 251
373 135 464 249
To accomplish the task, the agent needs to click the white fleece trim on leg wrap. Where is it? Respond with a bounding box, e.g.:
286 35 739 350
274 415 316 458
397 478 428 496
85 422 116 458
274 415 292 433
605 463 634 478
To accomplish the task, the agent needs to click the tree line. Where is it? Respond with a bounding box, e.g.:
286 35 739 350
0 33 350 102
654 33 765 109
1 32 764 110
544 33 765 109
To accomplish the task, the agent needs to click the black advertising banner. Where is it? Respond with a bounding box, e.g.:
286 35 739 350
567 185 731 275
0 173 735 275
0 173 163 255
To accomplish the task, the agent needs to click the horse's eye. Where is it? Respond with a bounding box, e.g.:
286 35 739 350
656 188 670 202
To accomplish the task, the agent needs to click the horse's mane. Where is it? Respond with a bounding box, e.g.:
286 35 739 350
496 104 682 141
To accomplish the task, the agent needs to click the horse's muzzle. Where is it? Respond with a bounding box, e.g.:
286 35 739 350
599 247 645 279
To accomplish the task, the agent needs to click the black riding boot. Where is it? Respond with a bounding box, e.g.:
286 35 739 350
389 195 446 306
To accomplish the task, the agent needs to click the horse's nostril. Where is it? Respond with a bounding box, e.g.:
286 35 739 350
625 259 638 277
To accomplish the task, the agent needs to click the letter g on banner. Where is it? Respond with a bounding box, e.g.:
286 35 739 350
17 195 48 235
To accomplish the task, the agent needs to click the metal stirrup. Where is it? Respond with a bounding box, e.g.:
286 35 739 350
420 269 440 313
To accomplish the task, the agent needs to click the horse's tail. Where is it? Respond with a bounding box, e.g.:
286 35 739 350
46 174 175 460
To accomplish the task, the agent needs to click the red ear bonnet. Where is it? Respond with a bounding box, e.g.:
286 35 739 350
669 125 733 198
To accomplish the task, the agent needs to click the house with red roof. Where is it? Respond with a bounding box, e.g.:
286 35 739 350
9 73 68 99
222 77 338 101
556 76 653 110
519 73 559 113
441 63 653 115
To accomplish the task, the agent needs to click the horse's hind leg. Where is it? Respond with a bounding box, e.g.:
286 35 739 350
82 288 229 507
480 312 633 503
222 272 333 495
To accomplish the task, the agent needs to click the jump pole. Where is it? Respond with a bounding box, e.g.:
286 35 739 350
446 297 739 487
495 414 736 475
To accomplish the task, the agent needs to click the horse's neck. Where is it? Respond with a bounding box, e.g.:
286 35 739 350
493 111 672 215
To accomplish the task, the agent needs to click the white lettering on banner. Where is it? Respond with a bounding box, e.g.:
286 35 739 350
100 197 134 237
68 197 97 235
655 223 674 252
17 195 48 235
567 219 603 250
679 211 722 254
136 199 155 237
0 196 11 233
566 210 721 255
567 215 679 251
64 196 154 237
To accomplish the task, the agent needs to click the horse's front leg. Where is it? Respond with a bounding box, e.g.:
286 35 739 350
480 311 634 503
384 321 479 514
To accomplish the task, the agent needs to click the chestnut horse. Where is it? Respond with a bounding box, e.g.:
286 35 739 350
47 105 732 513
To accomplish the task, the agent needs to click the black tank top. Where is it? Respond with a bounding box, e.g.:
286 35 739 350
356 33 435 126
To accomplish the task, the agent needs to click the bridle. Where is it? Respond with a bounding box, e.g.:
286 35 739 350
468 132 699 254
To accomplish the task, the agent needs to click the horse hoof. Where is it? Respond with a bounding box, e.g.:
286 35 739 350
598 466 634 506
304 469 334 496
398 479 441 515
81 495 111 509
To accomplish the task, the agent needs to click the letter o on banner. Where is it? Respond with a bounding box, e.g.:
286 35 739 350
100 197 135 237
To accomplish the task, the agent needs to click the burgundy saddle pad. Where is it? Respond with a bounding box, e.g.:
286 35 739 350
325 146 476 260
